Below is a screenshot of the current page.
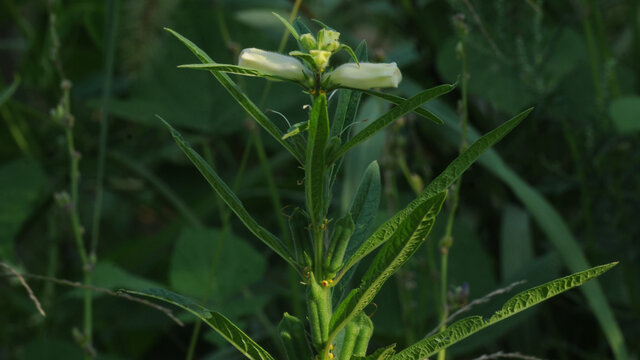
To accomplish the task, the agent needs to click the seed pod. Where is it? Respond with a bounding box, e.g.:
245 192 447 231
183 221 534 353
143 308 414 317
339 316 360 360
352 312 374 357
307 272 332 351
279 312 313 360
324 214 355 274
289 208 312 264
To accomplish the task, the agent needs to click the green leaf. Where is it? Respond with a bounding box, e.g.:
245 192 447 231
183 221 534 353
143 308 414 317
353 344 396 360
339 108 532 275
423 99 629 359
288 51 318 71
339 44 360 66
391 262 618 359
609 95 640 134
329 192 447 341
306 94 330 227
169 228 266 301
178 64 272 78
123 288 275 360
330 83 457 163
333 160 381 303
164 28 302 162
0 76 20 107
158 116 297 269
361 89 444 125
347 161 382 259
272 12 300 41
0 159 45 259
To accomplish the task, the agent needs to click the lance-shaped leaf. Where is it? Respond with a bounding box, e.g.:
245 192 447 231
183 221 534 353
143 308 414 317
164 28 302 163
158 116 297 270
123 288 275 360
361 89 444 125
178 64 279 79
306 94 330 227
329 192 447 341
272 12 300 41
390 262 618 360
337 107 533 278
333 161 381 304
329 83 457 163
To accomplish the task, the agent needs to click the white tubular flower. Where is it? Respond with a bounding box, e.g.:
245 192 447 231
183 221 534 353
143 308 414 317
238 48 309 82
324 62 402 90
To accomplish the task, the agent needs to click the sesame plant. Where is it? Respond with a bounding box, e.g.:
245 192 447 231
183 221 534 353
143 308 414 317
124 16 618 360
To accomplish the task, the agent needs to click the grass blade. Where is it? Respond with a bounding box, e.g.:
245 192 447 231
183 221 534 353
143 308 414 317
329 192 447 341
165 27 302 163
338 108 533 277
158 115 297 270
123 288 275 360
391 262 618 359
329 83 456 163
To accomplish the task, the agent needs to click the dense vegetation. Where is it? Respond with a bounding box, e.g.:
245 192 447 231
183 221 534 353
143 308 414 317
1 1 638 359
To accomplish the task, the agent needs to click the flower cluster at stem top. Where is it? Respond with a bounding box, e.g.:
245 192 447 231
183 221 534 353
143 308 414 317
238 26 401 91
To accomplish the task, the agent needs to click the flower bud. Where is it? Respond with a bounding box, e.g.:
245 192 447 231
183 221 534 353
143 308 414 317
238 48 309 82
324 62 402 90
300 33 317 51
310 49 332 71
317 29 341 52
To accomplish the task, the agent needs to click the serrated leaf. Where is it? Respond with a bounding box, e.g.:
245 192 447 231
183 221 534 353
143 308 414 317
306 94 330 227
353 344 396 360
272 12 300 41
425 99 628 359
164 28 302 162
330 83 457 163
123 288 275 360
158 116 297 269
329 192 447 340
339 107 532 275
361 89 444 125
391 262 618 359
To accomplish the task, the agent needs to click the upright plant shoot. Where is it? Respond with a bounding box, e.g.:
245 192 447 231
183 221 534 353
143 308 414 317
124 15 619 360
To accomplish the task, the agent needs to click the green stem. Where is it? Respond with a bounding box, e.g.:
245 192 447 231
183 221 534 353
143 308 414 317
90 0 119 258
438 20 469 360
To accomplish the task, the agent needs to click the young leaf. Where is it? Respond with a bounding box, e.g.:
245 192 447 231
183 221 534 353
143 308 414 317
390 262 618 359
158 116 297 270
333 161 381 303
329 192 447 341
361 89 444 125
164 28 302 163
329 83 457 163
123 288 275 360
272 12 300 41
338 107 533 275
306 94 330 228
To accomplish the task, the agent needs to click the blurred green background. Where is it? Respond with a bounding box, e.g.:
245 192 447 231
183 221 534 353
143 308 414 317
1 0 638 359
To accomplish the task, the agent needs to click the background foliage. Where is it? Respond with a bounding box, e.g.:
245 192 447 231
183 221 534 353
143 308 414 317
1 0 638 359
